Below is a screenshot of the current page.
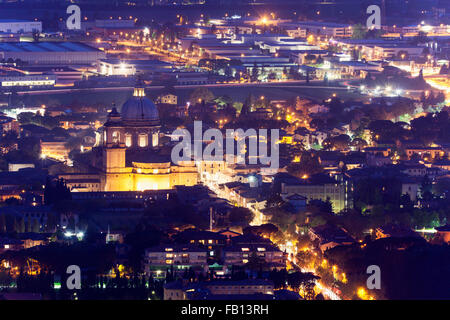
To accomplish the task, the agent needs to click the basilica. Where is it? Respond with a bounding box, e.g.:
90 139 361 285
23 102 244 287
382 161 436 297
59 82 198 192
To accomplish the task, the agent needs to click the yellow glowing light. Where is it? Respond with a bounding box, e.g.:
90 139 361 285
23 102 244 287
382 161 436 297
357 287 375 300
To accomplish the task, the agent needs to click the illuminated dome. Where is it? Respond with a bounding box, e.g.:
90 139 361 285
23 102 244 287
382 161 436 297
121 84 159 122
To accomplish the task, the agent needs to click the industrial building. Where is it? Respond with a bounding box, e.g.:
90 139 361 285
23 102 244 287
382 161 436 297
0 42 106 65
0 19 42 34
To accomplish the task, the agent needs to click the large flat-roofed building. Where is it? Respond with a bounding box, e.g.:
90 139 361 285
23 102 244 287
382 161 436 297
278 173 352 213
40 138 71 163
286 21 353 38
0 42 106 65
223 243 285 268
372 44 424 59
97 59 173 76
144 244 209 278
0 19 42 34
0 71 56 88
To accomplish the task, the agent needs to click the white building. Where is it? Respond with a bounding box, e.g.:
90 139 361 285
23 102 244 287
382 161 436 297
97 60 136 76
143 244 209 278
0 74 56 88
0 19 42 34
284 21 353 38
8 163 35 172
223 243 285 268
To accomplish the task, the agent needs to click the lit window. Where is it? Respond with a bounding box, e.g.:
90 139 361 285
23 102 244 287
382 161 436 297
125 133 132 147
152 133 159 147
138 133 148 147
241 247 249 252
112 131 120 144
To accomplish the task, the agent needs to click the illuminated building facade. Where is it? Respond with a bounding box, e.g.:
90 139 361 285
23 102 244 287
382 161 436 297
89 82 198 192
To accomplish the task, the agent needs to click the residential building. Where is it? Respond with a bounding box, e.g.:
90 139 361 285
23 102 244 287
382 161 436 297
279 173 352 213
309 224 355 252
143 244 209 278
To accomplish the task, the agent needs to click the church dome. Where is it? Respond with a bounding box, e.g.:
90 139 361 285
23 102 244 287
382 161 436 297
121 86 159 121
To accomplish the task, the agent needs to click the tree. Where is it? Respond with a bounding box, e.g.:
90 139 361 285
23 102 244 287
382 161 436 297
251 66 259 82
44 178 71 206
323 134 351 151
287 152 323 178
189 88 214 104
352 24 368 39
287 271 319 292
439 64 449 75
240 94 254 117
32 30 40 42
229 207 254 226
245 252 266 272
417 69 424 83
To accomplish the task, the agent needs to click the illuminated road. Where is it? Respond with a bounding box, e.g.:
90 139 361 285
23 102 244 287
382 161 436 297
284 244 342 300
201 175 342 300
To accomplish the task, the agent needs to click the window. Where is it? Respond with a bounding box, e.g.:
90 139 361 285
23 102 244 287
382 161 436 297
138 133 148 147
152 132 159 147
125 133 132 147
112 131 120 144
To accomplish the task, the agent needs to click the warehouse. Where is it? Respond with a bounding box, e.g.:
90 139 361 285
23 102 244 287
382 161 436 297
0 42 106 65
0 19 42 34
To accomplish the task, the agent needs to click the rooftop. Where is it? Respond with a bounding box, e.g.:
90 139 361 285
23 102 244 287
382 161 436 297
0 42 102 53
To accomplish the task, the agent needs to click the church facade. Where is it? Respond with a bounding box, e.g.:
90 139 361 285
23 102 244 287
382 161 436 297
60 83 198 192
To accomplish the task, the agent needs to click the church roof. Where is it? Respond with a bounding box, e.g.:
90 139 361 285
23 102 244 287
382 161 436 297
120 80 159 122
121 96 159 121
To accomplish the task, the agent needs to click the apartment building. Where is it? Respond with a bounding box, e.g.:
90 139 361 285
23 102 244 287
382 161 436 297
143 244 208 278
223 243 285 268
279 173 352 213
